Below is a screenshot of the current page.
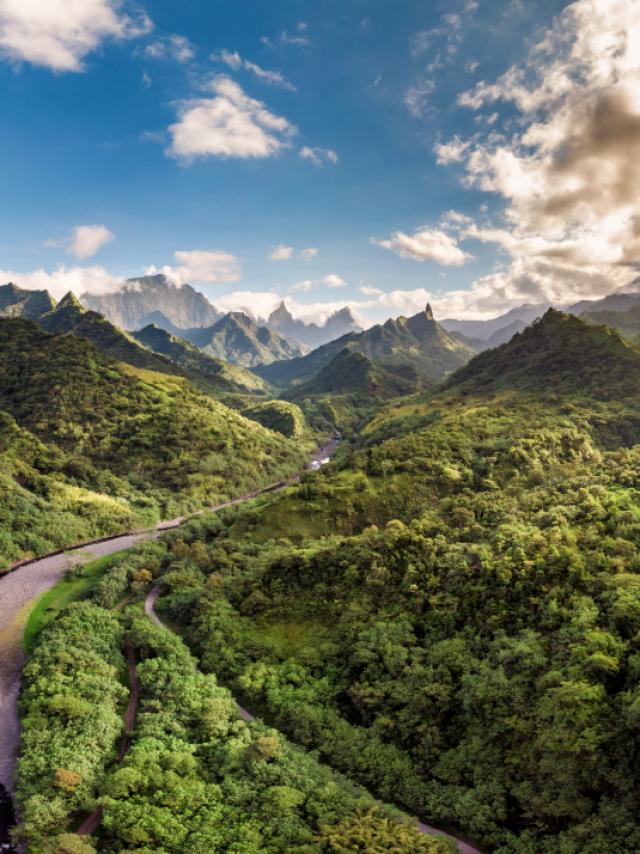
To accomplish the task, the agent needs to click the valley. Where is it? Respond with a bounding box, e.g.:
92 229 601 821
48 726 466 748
2 280 640 852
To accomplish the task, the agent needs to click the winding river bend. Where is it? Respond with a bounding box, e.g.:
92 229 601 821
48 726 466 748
0 438 482 854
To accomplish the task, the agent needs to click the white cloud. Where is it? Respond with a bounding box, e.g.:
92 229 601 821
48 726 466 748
212 49 295 91
0 0 152 72
0 265 123 300
261 24 310 49
299 146 339 167
167 75 296 161
438 0 640 315
269 244 294 261
322 274 346 288
287 273 346 293
145 34 194 63
145 249 241 285
46 224 115 259
270 245 318 261
372 226 474 266
70 224 115 259
434 135 471 164
404 80 435 118
360 285 384 296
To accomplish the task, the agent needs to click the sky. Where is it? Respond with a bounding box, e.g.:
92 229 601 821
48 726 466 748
0 0 639 325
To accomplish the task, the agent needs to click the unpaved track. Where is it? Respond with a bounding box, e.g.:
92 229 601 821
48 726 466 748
145 587 481 854
0 440 337 794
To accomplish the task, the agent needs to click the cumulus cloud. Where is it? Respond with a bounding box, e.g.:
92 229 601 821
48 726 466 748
167 75 296 161
299 146 339 167
145 249 241 284
434 135 471 164
288 273 347 292
0 0 152 72
322 274 346 288
372 226 474 266
360 285 384 296
145 34 194 63
269 244 294 261
211 49 295 91
269 245 318 261
435 0 640 315
46 224 115 259
0 265 123 300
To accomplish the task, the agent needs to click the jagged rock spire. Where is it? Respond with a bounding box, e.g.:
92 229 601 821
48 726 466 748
425 303 434 321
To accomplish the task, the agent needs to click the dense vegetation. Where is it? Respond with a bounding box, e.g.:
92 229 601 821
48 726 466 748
132 313 640 852
0 319 305 568
133 323 271 395
241 400 308 438
13 309 640 852
16 547 454 854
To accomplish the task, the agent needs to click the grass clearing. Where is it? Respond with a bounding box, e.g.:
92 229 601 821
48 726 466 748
23 551 126 653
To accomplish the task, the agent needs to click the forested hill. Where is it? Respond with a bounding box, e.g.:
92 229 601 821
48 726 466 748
118 304 640 853
446 308 640 397
254 304 475 389
133 323 271 394
0 318 305 567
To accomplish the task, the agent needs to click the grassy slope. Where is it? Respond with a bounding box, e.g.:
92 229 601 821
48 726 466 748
0 319 305 567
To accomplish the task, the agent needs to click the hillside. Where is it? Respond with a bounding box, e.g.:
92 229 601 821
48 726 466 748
0 318 305 567
0 283 55 320
290 348 420 399
81 274 222 330
124 306 640 853
186 311 307 367
37 292 183 374
133 323 271 394
255 304 474 388
446 308 640 399
581 302 640 344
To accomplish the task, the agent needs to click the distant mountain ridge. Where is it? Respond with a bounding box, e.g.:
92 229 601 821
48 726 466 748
255 303 475 388
0 283 56 320
81 274 222 330
184 311 307 367
0 284 269 397
267 301 362 348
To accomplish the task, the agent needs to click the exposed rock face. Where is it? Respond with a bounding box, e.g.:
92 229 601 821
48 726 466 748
0 283 56 320
267 301 362 348
81 274 221 330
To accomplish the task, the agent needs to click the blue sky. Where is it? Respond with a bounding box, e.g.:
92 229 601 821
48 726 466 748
1 0 638 325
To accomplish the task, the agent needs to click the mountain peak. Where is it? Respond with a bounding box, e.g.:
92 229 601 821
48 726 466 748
425 302 434 321
58 291 84 309
446 308 640 398
270 300 293 321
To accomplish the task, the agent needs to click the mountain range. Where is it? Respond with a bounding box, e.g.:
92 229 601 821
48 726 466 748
81 275 362 349
181 311 307 367
255 303 474 388
81 274 222 330
267 300 362 348
0 284 270 397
